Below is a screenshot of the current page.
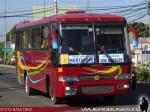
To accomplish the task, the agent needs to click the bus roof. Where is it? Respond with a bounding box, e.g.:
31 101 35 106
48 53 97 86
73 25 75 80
16 12 126 29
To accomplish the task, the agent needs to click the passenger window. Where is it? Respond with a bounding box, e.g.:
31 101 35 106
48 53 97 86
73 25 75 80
18 31 23 49
18 30 29 49
23 30 29 49
18 25 48 50
41 26 48 48
31 28 41 49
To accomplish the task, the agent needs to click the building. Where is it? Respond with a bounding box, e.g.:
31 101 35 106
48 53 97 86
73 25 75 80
32 5 80 21
130 38 150 65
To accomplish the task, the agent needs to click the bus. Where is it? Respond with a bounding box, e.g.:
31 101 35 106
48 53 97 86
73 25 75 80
16 11 134 104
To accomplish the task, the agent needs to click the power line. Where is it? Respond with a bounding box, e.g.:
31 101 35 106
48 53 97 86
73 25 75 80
59 2 146 11
0 7 54 18
104 6 147 15
0 0 146 15
0 6 54 15
129 13 148 23
126 10 147 19
120 7 147 16
0 0 147 24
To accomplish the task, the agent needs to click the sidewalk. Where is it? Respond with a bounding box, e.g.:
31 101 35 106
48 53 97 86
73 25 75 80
137 81 150 86
0 64 15 68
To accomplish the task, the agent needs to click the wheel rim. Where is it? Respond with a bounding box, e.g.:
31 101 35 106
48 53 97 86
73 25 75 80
51 96 55 101
25 76 28 93
49 86 55 101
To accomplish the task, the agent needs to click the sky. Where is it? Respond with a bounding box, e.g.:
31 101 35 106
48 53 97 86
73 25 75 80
0 0 148 42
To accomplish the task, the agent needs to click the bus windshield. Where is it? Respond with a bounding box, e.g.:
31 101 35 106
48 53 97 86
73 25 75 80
59 23 130 65
60 25 95 55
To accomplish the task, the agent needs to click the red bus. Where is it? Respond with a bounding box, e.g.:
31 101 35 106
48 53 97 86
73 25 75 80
16 11 134 104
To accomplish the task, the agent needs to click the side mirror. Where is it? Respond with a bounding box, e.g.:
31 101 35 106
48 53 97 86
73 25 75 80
52 30 58 49
128 27 138 47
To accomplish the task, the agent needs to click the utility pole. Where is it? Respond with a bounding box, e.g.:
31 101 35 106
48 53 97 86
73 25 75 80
87 0 91 12
54 0 58 14
4 0 7 64
10 32 11 45
148 0 150 37
44 0 45 18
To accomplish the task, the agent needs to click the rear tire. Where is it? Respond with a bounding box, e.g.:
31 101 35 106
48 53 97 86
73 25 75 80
25 76 33 96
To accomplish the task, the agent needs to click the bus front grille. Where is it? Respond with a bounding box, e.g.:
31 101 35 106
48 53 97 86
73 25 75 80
81 85 113 94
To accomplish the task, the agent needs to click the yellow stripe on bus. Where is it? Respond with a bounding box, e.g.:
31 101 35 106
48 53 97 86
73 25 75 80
83 65 120 75
17 51 48 70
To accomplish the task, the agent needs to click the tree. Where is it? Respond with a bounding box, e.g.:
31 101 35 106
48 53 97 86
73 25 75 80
6 26 16 43
128 22 150 37
0 42 4 63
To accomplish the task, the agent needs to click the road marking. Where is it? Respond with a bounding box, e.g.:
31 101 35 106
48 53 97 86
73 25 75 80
0 87 24 91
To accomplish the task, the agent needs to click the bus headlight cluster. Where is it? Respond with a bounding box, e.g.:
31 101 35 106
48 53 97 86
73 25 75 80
58 76 79 82
117 84 129 89
65 86 77 96
115 74 132 80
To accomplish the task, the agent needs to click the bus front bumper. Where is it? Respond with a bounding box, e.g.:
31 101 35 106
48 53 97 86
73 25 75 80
56 80 132 98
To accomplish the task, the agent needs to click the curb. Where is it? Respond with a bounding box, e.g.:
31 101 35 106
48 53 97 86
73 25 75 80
0 64 15 68
136 82 150 86
137 81 150 84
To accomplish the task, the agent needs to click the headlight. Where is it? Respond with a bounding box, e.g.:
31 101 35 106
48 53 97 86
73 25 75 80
115 74 132 80
58 76 79 82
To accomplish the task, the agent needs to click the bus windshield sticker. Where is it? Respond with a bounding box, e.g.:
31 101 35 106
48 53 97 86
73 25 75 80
69 55 95 64
60 54 69 64
62 26 89 30
99 54 124 63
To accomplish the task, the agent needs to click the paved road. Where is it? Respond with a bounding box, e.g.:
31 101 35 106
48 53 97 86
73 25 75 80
0 64 150 112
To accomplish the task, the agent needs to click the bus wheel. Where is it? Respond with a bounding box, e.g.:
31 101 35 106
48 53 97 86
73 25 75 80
46 80 60 104
51 96 60 104
25 76 33 96
104 95 115 104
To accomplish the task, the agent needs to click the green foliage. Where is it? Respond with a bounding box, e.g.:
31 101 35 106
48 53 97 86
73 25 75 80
0 58 3 64
0 42 4 63
6 26 16 43
4 25 16 65
135 67 149 82
128 22 149 37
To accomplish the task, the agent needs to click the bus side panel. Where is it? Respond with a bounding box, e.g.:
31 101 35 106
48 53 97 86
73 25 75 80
27 51 49 93
16 51 32 85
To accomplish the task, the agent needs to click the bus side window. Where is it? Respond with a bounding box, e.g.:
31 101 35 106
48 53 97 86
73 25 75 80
41 26 48 48
17 30 29 50
23 30 29 49
18 31 23 49
31 28 41 49
36 28 41 49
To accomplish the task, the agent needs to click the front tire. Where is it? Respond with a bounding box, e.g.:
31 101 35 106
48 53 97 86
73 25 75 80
46 79 60 104
51 96 61 104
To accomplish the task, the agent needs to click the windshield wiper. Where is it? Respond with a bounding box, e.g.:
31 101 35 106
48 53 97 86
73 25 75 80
68 47 93 64
81 55 93 64
97 47 114 64
103 52 114 64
